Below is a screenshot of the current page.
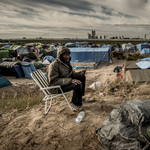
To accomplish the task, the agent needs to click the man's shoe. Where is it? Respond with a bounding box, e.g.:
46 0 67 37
70 102 83 111
78 106 83 111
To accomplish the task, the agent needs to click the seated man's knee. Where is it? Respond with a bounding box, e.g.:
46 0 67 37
76 83 82 89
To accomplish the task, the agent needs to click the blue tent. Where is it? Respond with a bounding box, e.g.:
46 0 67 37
140 48 150 55
0 77 12 88
69 47 111 63
137 43 150 51
21 62 36 78
2 45 11 49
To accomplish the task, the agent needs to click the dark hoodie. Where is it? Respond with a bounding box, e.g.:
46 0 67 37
47 46 80 94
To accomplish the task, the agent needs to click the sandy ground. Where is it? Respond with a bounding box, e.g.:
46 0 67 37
0 59 125 150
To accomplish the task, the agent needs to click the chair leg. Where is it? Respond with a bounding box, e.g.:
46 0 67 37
61 92 74 111
45 97 53 115
59 87 74 111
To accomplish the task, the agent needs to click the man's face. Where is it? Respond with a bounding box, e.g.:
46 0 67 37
62 52 70 63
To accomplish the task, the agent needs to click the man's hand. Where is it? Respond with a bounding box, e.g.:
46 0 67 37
71 79 81 85
80 69 86 77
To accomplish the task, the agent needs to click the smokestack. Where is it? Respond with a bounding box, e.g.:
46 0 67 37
145 34 146 40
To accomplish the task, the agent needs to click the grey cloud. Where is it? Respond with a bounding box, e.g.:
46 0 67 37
1 0 94 12
100 6 137 18
0 24 57 29
31 0 94 12
61 11 109 20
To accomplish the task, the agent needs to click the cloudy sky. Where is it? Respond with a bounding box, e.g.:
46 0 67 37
0 0 150 39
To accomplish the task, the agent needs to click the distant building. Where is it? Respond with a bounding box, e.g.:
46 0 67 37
88 33 92 39
23 37 26 39
88 30 97 39
92 30 96 39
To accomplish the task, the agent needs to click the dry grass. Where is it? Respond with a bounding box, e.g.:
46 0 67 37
99 78 150 102
0 90 44 114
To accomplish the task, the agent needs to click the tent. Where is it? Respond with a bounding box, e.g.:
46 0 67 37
0 50 10 59
122 43 133 50
140 48 150 55
137 43 150 51
1 45 11 49
0 62 24 78
42 56 55 63
18 52 38 60
42 59 51 65
0 77 12 88
14 46 29 55
69 47 111 63
20 62 36 78
96 100 150 150
65 43 76 47
35 45 42 49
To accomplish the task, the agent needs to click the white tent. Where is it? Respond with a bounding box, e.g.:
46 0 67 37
122 43 133 50
42 59 50 65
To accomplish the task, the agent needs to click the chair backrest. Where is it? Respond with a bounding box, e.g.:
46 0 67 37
31 70 51 96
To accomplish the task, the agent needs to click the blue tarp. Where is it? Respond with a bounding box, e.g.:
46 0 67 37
2 45 11 49
140 57 150 61
140 48 150 55
42 56 55 63
136 61 150 69
73 66 93 69
65 43 76 47
137 43 150 51
21 62 36 78
69 47 111 62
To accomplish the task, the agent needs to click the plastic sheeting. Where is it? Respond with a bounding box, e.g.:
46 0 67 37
140 57 150 61
69 47 110 62
21 62 36 78
137 43 150 51
140 48 150 55
96 100 150 150
42 56 55 63
136 61 150 69
72 65 93 69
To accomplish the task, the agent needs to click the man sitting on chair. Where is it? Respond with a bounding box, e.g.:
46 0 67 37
47 46 86 111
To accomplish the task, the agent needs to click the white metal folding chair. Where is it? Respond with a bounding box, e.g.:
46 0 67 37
31 69 73 115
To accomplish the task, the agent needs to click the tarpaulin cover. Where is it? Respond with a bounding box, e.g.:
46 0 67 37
2 45 11 49
72 65 93 69
140 57 150 61
96 100 150 150
42 56 55 63
137 43 150 51
21 62 36 78
140 48 150 55
136 61 150 69
69 47 110 62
